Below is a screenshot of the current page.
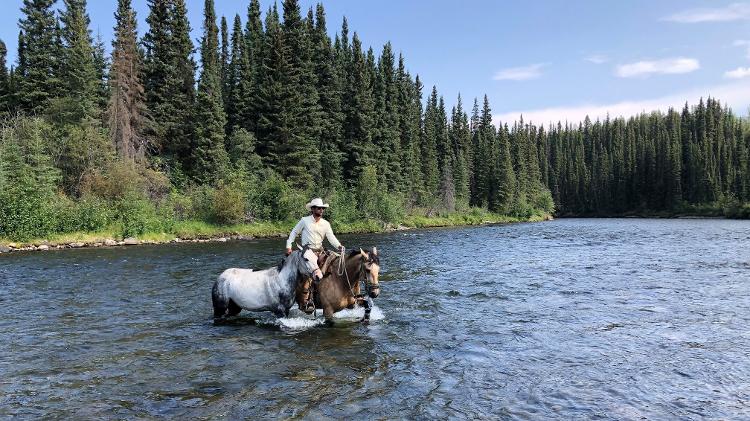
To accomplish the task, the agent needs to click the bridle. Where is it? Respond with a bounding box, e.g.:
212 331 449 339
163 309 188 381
339 249 379 297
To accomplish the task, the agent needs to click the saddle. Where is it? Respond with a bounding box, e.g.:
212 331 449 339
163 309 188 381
301 250 339 314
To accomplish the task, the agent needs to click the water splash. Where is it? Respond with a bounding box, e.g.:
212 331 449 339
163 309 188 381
276 304 385 330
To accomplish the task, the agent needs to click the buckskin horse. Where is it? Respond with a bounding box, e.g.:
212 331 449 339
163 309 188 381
297 248 381 324
212 245 323 320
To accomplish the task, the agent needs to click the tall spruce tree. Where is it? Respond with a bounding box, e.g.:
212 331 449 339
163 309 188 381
169 0 197 171
225 14 245 133
142 0 171 146
450 95 471 208
280 0 321 186
395 56 418 196
313 4 344 190
17 0 59 113
92 32 109 113
373 42 401 191
220 15 230 115
341 32 374 183
193 0 229 182
108 0 148 161
420 86 441 201
0 40 8 112
239 0 263 133
495 123 517 213
58 0 98 123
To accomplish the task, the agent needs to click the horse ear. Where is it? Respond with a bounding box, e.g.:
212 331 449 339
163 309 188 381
359 247 365 256
372 247 377 255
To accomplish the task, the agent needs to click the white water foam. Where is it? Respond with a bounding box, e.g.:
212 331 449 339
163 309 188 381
276 304 385 330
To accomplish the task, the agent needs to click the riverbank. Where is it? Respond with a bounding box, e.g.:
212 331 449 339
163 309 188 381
555 201 750 220
0 210 552 253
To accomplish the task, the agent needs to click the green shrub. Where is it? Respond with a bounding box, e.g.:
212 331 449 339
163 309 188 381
165 190 193 221
0 117 60 240
211 183 246 225
117 194 168 238
247 171 305 221
325 188 358 226
376 191 405 224
75 197 116 232
0 188 57 240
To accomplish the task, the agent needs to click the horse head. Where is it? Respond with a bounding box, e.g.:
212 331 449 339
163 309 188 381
359 247 380 298
296 244 323 282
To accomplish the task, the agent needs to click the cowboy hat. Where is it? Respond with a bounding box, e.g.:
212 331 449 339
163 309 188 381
305 197 330 210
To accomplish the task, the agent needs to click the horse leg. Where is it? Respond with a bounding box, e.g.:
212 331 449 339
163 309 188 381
323 305 335 326
227 299 242 317
360 297 372 324
272 304 288 318
212 281 228 319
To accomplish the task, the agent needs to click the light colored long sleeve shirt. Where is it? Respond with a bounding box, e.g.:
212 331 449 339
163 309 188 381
286 215 342 250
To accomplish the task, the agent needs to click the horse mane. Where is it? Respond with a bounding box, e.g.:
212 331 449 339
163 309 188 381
278 246 311 270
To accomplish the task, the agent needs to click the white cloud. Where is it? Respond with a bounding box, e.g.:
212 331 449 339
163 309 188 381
663 3 750 23
493 79 750 126
725 67 750 79
492 63 546 81
584 55 608 64
615 57 700 78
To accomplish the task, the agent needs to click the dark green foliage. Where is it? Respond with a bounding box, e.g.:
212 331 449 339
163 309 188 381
0 117 60 239
57 0 98 123
92 32 109 113
542 98 748 215
420 86 441 203
226 126 261 169
372 42 401 190
236 0 263 133
255 3 320 188
450 95 471 208
313 4 344 191
0 40 9 112
225 15 245 133
192 0 229 183
341 32 374 183
17 0 60 113
143 0 196 169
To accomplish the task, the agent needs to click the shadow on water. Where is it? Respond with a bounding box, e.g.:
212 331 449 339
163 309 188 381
2 219 750 419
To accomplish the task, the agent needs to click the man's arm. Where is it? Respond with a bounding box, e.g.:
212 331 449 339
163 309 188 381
325 222 342 250
286 219 305 252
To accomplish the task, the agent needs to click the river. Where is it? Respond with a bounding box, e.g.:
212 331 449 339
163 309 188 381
1 218 749 419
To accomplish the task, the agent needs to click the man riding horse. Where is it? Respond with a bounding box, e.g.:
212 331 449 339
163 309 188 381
286 198 344 312
285 197 344 261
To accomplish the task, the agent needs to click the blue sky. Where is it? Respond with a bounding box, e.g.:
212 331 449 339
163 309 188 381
2 1 750 125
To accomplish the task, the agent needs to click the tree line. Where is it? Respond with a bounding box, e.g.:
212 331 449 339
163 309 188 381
0 0 746 240
538 99 750 216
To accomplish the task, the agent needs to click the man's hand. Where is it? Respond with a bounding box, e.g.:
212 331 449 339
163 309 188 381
285 248 292 256
338 245 345 254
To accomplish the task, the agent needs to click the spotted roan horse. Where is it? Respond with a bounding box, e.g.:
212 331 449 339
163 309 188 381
297 248 380 323
212 246 323 320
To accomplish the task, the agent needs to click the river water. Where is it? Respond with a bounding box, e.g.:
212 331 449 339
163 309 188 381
1 219 749 419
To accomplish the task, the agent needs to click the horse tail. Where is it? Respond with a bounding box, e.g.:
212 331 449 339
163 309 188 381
212 275 228 318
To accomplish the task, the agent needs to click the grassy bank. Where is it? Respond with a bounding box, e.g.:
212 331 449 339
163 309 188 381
0 209 552 251
555 200 750 220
